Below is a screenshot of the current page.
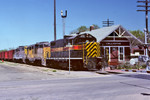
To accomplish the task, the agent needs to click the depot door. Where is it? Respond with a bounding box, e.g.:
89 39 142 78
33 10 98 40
110 47 118 62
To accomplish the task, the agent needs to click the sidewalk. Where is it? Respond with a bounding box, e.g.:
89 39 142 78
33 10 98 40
105 67 150 74
0 61 107 79
96 67 125 74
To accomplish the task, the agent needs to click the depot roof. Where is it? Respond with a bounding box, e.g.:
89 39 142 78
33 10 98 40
79 25 143 44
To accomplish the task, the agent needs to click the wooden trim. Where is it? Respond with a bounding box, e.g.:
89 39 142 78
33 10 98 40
102 40 129 42
121 31 126 36
114 30 119 36
107 36 133 38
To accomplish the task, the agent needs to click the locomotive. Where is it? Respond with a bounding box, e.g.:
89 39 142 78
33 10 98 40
45 33 101 70
0 33 102 70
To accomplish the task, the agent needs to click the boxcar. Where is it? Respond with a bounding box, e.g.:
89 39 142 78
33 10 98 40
5 51 9 60
2 51 5 60
0 52 2 60
8 50 14 61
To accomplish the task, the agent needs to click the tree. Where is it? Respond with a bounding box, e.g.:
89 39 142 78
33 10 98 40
0 49 7 52
129 30 145 42
92 24 100 29
70 24 100 34
77 26 88 32
70 29 79 34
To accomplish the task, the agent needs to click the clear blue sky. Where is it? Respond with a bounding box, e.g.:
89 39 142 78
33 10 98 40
0 0 149 50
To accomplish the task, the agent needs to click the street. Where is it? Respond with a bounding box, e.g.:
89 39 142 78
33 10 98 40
0 62 150 100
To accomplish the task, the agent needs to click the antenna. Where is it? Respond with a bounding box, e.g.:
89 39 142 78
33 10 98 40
61 10 67 37
102 19 114 27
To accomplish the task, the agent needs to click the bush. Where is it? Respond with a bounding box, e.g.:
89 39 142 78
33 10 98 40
117 62 130 69
141 64 146 69
117 61 146 70
117 65 123 69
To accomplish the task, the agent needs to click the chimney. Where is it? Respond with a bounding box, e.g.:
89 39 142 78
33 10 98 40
90 25 94 31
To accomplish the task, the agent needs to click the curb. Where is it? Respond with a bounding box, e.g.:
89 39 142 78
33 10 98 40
122 69 150 74
147 71 150 73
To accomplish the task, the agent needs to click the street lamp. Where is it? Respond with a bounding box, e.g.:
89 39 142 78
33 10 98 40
61 10 67 37
66 43 72 74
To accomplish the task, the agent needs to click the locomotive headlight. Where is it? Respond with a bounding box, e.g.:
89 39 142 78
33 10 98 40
61 10 63 16
86 40 89 42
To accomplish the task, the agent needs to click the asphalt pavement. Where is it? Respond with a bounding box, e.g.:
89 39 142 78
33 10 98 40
0 62 150 100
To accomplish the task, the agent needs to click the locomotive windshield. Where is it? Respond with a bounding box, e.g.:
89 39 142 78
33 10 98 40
74 33 96 44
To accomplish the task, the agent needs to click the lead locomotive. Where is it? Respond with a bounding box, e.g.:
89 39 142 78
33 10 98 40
44 33 101 70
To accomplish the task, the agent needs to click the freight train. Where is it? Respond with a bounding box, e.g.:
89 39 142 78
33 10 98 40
0 33 102 70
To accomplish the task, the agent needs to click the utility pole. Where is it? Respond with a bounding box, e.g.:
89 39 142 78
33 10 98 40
102 19 114 27
54 0 56 41
137 0 150 42
61 10 67 37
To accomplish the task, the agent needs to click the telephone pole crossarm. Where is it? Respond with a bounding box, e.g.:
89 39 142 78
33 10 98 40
137 0 150 41
102 19 114 27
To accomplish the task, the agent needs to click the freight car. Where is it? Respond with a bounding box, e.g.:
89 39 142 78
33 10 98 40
0 51 5 60
0 51 2 60
7 50 14 61
0 50 14 61
4 51 9 60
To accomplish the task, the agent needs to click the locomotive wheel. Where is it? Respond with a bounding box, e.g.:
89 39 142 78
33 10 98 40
86 59 96 70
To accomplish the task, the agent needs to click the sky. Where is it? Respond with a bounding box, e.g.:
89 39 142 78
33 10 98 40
0 0 149 50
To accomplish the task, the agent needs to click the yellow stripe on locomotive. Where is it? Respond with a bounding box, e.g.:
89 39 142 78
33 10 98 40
85 42 100 58
43 47 51 59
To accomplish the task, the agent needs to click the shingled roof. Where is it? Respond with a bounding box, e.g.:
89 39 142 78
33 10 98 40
79 25 143 44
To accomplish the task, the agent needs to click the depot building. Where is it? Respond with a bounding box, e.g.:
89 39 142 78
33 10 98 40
81 25 143 66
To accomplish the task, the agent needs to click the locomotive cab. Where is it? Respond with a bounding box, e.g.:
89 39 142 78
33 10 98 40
66 33 96 45
65 33 101 70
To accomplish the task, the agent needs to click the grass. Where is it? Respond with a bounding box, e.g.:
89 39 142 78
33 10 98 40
6 62 19 66
0 60 4 63
52 70 57 72
43 69 57 72
43 69 51 72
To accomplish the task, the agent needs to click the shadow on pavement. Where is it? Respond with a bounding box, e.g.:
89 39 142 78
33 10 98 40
96 71 123 75
141 93 150 96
